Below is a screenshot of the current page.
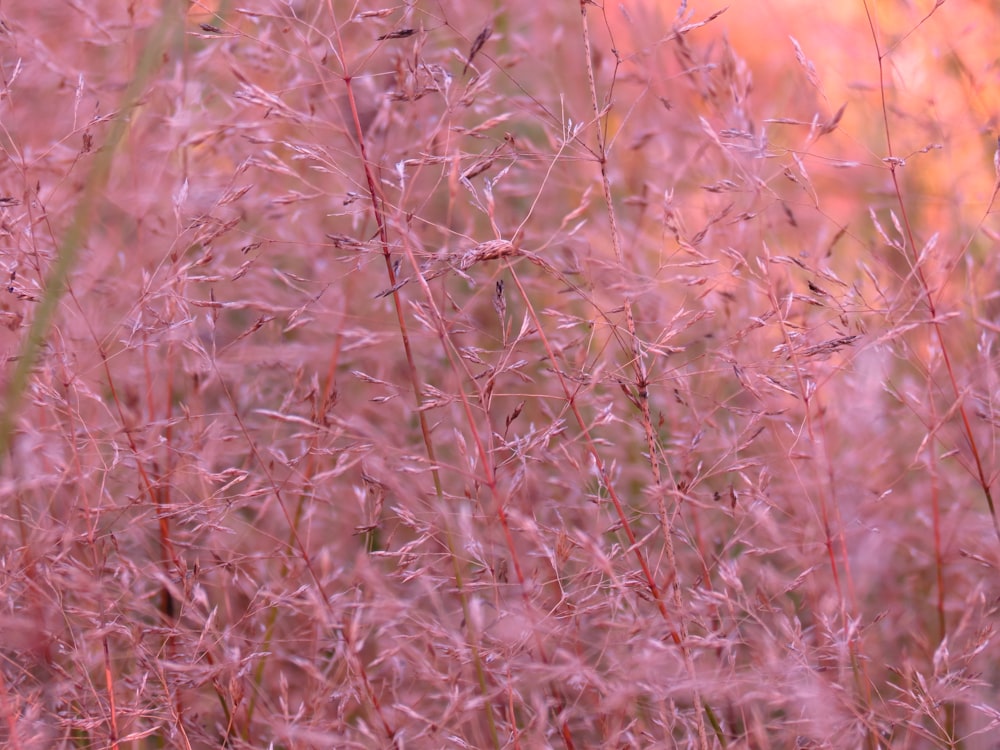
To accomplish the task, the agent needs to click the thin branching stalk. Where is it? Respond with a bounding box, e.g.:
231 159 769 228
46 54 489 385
395 229 576 748
577 3 713 746
0 6 179 460
863 0 1000 548
325 9 498 745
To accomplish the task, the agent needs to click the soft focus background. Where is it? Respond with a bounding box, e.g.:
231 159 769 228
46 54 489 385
2 1 999 747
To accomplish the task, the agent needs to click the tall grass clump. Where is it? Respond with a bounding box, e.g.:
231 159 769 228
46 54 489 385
1 1 999 747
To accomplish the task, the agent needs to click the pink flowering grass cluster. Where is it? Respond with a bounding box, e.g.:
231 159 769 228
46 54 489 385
1 1 999 747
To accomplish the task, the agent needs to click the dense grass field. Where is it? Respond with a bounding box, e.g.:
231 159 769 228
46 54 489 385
2 1 1000 747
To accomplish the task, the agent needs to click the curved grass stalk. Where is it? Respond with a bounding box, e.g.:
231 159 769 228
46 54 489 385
576 4 715 747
